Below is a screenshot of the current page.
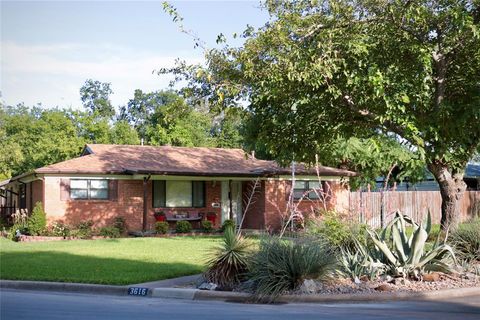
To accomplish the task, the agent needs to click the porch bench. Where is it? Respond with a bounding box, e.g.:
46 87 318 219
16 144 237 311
165 216 202 222
164 211 205 226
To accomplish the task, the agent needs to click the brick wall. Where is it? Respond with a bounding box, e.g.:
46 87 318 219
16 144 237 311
241 180 265 229
237 179 347 232
39 176 347 232
42 177 223 231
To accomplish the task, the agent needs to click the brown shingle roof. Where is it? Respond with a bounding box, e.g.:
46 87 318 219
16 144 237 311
34 144 356 177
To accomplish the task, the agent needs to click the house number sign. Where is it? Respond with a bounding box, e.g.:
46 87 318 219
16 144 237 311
128 287 149 296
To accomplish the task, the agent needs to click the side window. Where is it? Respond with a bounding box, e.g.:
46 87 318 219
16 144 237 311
293 180 323 200
70 180 108 200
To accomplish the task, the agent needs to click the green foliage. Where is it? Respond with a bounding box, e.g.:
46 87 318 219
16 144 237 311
339 247 384 281
50 222 70 238
113 217 127 234
99 226 121 238
366 212 457 279
201 220 214 233
221 219 236 232
8 223 27 241
175 220 192 233
307 211 367 250
1 105 85 177
109 121 140 145
155 221 170 234
26 202 47 236
450 217 480 262
204 226 250 288
80 79 115 118
72 220 94 239
8 209 29 240
119 89 236 148
248 237 336 302
162 1 480 225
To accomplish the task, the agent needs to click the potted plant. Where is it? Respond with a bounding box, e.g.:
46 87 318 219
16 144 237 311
206 212 217 225
154 211 166 222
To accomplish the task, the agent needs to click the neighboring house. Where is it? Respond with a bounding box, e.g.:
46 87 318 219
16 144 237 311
0 144 355 232
374 163 480 192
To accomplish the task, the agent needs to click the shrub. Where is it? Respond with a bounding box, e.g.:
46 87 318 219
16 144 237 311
204 226 251 289
176 221 192 233
249 236 336 302
201 220 213 233
73 220 94 239
155 221 169 234
99 226 120 238
450 217 480 262
27 202 47 236
306 211 366 250
50 222 70 238
221 219 236 232
8 209 30 240
113 217 126 234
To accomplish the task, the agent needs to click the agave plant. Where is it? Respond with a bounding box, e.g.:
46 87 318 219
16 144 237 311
339 246 384 281
367 211 456 280
203 226 251 289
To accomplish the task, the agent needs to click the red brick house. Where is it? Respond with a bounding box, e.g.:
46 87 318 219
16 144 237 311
0 144 355 232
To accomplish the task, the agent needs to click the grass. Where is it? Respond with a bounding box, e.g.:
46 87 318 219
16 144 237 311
0 236 222 285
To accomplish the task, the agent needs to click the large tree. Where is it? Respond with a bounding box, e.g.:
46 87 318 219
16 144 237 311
162 0 480 227
80 79 115 119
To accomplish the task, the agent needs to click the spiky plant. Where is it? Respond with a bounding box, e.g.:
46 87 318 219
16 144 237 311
367 211 457 280
248 236 336 302
450 217 480 262
203 226 251 289
339 245 384 281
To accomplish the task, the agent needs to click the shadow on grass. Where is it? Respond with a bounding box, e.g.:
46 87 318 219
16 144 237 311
0 251 203 285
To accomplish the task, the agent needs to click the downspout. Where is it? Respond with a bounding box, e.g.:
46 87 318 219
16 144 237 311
142 175 151 232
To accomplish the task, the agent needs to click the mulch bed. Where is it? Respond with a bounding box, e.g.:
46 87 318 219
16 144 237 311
295 272 480 295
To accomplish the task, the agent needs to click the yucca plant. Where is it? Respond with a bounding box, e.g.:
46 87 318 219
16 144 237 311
450 217 480 262
203 226 251 289
367 211 457 280
248 236 336 302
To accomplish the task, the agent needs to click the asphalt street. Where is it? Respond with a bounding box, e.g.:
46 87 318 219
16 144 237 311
1 289 479 320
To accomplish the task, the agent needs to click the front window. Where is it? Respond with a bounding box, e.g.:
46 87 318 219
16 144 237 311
71 179 108 200
293 180 322 200
153 180 205 208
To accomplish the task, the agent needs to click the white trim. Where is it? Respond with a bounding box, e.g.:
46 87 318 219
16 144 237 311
274 175 347 181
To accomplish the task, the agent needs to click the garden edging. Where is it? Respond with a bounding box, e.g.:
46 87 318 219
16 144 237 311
3 279 478 304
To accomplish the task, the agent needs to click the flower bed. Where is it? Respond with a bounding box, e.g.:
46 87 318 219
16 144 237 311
16 235 114 242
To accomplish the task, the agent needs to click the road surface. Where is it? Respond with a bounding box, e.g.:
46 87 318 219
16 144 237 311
1 289 479 320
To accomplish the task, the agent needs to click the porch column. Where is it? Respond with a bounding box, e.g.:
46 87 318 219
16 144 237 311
228 179 233 220
142 176 151 232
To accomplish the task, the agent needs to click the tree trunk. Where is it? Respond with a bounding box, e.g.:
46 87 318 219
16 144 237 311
427 162 466 229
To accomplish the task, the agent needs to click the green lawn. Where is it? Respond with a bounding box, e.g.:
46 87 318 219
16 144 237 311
0 237 221 285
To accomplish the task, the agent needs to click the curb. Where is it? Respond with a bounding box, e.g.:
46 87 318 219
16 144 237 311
2 279 479 304
153 285 480 303
152 288 197 299
0 280 128 296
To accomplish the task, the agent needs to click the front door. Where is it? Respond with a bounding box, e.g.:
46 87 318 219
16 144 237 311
221 181 242 225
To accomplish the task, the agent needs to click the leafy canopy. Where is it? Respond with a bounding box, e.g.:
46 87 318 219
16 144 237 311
161 0 480 174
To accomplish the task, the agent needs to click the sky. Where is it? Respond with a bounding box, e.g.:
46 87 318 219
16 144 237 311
0 0 269 109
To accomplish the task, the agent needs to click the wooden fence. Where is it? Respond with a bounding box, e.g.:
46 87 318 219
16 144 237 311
347 191 480 228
